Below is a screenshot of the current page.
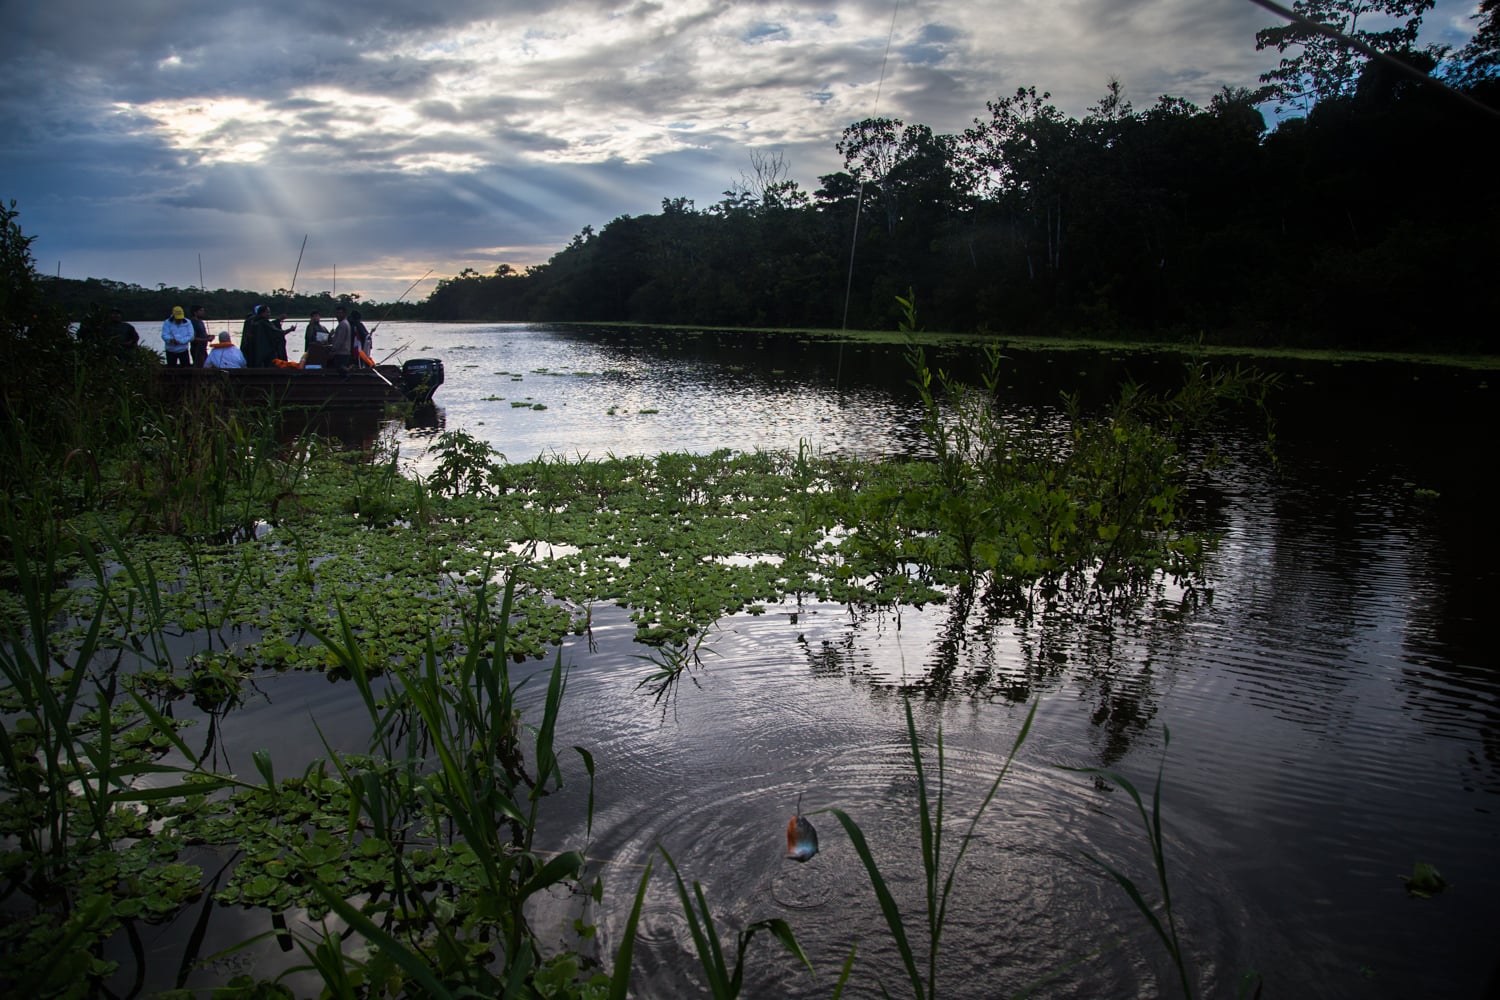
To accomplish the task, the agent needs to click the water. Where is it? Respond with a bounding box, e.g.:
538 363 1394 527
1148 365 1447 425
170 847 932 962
182 324 1500 997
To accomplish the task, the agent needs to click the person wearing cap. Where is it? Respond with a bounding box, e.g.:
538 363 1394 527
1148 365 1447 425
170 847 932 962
189 305 211 368
161 306 193 366
204 330 247 369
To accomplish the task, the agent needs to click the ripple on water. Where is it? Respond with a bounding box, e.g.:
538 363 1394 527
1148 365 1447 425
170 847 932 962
353 326 1500 996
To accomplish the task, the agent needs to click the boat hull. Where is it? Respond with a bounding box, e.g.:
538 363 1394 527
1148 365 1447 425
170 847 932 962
157 364 420 409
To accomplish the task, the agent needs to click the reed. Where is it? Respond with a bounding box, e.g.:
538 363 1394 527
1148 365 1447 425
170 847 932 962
0 510 237 991
298 564 599 994
1062 727 1195 999
659 845 812 998
830 697 1037 999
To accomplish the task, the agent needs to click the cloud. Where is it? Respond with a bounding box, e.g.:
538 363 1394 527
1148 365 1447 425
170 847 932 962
2 0 1481 299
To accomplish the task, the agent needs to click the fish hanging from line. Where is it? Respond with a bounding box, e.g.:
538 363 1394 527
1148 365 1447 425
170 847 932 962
785 793 818 862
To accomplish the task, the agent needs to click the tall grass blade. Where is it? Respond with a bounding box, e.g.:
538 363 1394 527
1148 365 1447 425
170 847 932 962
828 807 925 1000
608 857 655 1000
307 880 457 1000
1062 727 1194 999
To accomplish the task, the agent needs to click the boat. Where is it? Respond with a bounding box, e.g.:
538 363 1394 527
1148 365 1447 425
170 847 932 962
157 357 444 409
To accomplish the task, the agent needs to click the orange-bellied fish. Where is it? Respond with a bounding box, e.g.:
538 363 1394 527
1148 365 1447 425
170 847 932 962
785 794 818 862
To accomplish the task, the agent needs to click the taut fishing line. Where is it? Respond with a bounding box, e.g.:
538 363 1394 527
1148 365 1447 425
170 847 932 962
835 0 901 393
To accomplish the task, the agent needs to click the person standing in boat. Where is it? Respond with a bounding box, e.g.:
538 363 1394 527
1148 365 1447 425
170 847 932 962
328 305 353 375
303 310 330 365
94 308 139 356
240 305 259 363
245 305 289 367
160 306 193 366
204 330 247 369
348 309 370 367
189 305 210 368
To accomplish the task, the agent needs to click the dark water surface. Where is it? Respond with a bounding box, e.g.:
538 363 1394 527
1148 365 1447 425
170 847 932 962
187 324 1497 998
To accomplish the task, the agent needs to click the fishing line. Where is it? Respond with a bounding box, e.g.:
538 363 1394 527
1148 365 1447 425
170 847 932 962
836 0 901 393
371 269 434 335
1246 0 1500 123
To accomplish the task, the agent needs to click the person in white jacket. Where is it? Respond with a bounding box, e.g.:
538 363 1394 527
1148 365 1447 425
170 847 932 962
160 306 193 367
203 331 247 369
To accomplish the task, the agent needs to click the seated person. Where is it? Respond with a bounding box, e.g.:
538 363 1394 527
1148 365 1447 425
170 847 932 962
204 331 248 369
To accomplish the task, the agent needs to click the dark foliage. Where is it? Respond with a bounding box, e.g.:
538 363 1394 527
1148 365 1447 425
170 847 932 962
420 67 1498 351
33 277 423 329
1 202 158 499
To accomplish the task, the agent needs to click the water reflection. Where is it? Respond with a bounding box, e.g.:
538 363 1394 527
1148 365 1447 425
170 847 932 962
111 323 1498 998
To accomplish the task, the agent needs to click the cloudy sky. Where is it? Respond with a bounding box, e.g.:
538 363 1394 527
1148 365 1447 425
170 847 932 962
1 0 1483 302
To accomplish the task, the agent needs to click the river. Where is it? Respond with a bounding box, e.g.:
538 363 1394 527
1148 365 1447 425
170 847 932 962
166 322 1500 998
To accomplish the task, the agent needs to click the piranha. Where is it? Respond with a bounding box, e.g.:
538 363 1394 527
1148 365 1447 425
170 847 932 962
785 795 818 862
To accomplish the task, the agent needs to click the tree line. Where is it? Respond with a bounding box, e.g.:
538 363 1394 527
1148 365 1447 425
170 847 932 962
37 277 424 330
423 0 1499 351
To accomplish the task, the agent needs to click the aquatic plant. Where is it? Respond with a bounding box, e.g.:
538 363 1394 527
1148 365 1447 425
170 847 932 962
892 293 1277 605
633 622 719 705
424 427 507 497
830 698 1037 999
0 256 1288 995
1400 861 1448 898
0 511 236 993
1062 727 1195 999
287 566 602 994
659 845 812 999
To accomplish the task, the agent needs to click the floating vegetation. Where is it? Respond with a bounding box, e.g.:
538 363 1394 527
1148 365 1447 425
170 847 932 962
0 265 1278 994
1400 861 1449 898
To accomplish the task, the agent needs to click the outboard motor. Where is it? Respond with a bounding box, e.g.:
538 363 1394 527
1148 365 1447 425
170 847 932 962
401 357 445 401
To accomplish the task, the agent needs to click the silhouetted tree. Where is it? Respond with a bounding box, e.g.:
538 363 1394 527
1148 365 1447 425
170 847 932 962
1255 0 1436 113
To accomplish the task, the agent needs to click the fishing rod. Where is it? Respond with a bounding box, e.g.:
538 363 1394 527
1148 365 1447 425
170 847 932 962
836 0 900 395
201 253 230 334
286 234 308 316
370 269 434 335
358 271 430 391
377 340 412 365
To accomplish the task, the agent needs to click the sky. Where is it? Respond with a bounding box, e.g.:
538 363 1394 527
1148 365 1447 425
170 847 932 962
0 0 1484 302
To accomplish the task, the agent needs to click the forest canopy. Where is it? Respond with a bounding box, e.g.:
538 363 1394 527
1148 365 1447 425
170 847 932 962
417 0 1498 351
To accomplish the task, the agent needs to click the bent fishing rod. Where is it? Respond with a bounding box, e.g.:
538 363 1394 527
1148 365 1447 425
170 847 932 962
358 265 432 389
370 269 434 335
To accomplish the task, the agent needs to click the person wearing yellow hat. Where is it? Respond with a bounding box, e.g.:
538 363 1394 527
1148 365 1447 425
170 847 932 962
161 306 193 367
